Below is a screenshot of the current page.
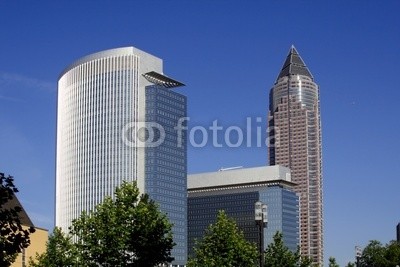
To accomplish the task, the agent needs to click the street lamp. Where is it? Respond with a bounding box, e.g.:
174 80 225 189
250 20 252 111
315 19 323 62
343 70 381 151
255 201 268 267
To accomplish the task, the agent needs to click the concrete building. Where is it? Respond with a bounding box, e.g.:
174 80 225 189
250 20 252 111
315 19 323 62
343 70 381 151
56 47 187 265
268 45 323 264
187 166 299 257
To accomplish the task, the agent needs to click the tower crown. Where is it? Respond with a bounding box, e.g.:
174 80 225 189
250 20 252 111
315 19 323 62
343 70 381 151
276 45 313 81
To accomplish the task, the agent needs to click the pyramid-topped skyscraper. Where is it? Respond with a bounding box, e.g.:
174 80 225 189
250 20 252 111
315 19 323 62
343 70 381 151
276 45 313 80
268 46 323 265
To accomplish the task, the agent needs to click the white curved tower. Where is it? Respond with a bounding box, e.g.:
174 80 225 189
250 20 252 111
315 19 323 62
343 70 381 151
56 47 187 265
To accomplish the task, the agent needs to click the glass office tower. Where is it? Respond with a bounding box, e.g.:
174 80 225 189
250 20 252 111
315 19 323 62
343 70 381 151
56 47 187 265
268 46 323 265
187 166 299 257
145 84 187 264
397 223 400 243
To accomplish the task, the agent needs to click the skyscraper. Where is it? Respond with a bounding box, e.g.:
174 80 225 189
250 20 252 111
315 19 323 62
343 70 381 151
268 46 323 264
56 47 187 265
397 223 400 243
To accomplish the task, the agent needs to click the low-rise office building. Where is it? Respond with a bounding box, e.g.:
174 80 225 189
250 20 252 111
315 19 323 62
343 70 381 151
3 193 48 267
187 165 299 256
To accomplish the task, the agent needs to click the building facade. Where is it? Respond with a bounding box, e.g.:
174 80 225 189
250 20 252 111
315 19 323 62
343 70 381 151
145 84 187 262
4 193 48 267
187 166 299 257
397 223 400 243
268 46 323 264
56 47 187 265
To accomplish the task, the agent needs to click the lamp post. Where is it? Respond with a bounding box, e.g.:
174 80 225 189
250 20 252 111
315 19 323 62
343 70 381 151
255 201 268 267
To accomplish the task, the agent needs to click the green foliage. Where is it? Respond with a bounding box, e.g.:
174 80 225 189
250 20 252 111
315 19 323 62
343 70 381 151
385 240 400 266
299 255 314 267
187 210 258 267
69 181 175 267
346 262 356 267
328 257 339 267
28 227 78 267
264 232 297 267
359 239 400 267
264 232 313 267
360 240 387 267
0 172 35 267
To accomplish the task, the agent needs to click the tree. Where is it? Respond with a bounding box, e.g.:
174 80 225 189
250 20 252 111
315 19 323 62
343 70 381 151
328 257 339 267
299 255 314 267
187 210 258 267
0 172 35 267
358 239 400 267
359 240 386 267
264 232 313 267
28 227 78 267
384 240 400 266
346 262 356 267
264 232 297 267
69 181 175 267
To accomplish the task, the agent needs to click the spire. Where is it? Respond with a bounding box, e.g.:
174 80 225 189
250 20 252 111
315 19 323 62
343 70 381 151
276 45 313 81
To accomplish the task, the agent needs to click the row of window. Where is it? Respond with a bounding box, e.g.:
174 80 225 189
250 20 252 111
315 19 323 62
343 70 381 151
150 87 186 103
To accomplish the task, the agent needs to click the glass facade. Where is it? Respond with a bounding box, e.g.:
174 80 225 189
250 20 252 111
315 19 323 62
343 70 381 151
188 185 299 257
145 85 187 265
188 192 259 256
260 186 299 252
397 223 400 243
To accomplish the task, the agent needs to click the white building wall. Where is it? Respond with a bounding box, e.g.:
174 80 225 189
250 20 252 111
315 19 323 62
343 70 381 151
188 165 291 190
56 47 162 230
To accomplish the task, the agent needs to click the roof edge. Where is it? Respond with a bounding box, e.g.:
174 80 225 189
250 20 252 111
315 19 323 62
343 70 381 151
58 46 161 79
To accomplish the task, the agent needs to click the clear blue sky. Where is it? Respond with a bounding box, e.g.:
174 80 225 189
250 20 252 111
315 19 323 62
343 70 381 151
1 1 399 265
